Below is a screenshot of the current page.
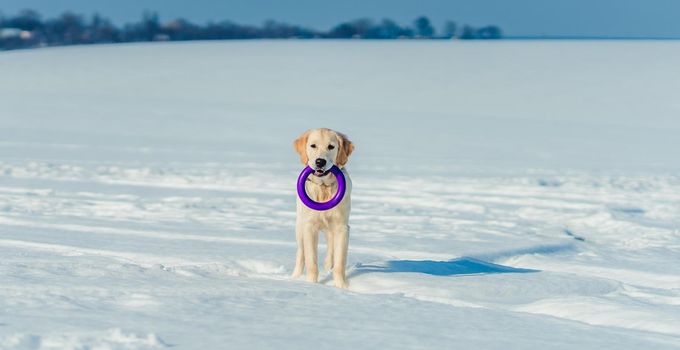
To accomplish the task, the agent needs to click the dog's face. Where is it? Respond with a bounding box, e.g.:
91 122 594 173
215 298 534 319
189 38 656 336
294 128 354 175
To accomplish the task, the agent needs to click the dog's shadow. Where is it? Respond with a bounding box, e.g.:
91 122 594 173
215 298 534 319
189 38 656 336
347 256 538 279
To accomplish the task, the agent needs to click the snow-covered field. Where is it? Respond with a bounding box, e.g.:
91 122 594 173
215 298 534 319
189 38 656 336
1 41 679 349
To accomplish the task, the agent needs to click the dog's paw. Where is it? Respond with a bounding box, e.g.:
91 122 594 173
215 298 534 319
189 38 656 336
291 263 304 279
306 274 319 283
306 268 319 283
333 279 349 289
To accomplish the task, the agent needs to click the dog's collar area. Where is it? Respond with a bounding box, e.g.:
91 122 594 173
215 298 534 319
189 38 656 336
306 178 331 187
306 169 334 187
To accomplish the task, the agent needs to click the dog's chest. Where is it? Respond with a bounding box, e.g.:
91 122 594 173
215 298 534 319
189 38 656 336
305 178 337 202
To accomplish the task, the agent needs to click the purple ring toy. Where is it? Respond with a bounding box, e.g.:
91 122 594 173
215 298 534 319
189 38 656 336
297 165 346 211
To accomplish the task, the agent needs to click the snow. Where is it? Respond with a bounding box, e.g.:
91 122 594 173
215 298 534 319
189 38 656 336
1 40 680 349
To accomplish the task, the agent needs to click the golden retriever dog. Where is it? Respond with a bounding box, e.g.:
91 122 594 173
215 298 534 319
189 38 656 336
291 128 354 288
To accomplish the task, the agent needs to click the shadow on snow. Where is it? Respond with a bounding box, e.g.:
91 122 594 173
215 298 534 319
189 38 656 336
350 257 538 278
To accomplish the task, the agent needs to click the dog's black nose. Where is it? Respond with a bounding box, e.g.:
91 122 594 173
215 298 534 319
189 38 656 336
315 158 327 168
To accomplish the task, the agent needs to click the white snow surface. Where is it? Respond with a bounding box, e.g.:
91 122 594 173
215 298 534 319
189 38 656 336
1 41 680 349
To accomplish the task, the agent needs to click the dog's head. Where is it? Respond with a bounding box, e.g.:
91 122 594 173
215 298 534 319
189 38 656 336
294 128 354 175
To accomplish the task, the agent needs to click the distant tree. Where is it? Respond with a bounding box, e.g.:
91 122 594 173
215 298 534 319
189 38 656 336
460 25 476 39
261 20 317 39
365 19 414 39
414 16 434 38
217 21 261 39
88 14 120 43
119 11 162 41
45 12 86 44
141 11 160 40
477 25 502 39
262 20 292 38
6 9 43 31
443 20 457 39
162 19 201 40
203 20 236 40
371 19 395 38
1 9 504 51
328 18 374 38
328 23 351 38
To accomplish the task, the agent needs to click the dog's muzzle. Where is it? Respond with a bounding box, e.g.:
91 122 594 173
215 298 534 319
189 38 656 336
314 158 328 175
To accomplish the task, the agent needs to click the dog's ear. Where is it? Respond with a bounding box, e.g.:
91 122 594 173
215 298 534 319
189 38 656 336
335 132 354 168
293 130 310 165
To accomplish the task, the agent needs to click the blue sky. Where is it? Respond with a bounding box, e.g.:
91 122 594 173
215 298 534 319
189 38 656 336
2 0 679 38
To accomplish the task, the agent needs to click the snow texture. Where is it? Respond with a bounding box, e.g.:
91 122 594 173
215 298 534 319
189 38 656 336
1 41 679 349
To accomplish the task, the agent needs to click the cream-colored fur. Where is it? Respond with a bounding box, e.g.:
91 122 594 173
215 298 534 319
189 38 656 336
291 128 354 288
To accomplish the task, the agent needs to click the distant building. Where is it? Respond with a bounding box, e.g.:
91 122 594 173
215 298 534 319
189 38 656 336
0 28 21 39
0 28 33 40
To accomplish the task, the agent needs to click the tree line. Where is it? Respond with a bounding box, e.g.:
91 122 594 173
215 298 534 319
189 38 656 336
0 10 502 50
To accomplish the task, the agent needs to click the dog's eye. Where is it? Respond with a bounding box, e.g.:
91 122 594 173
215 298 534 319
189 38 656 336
310 144 317 148
328 145 335 150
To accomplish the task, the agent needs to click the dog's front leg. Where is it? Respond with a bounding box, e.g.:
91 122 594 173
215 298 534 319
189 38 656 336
292 219 305 278
332 224 350 288
323 230 334 272
302 224 319 283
